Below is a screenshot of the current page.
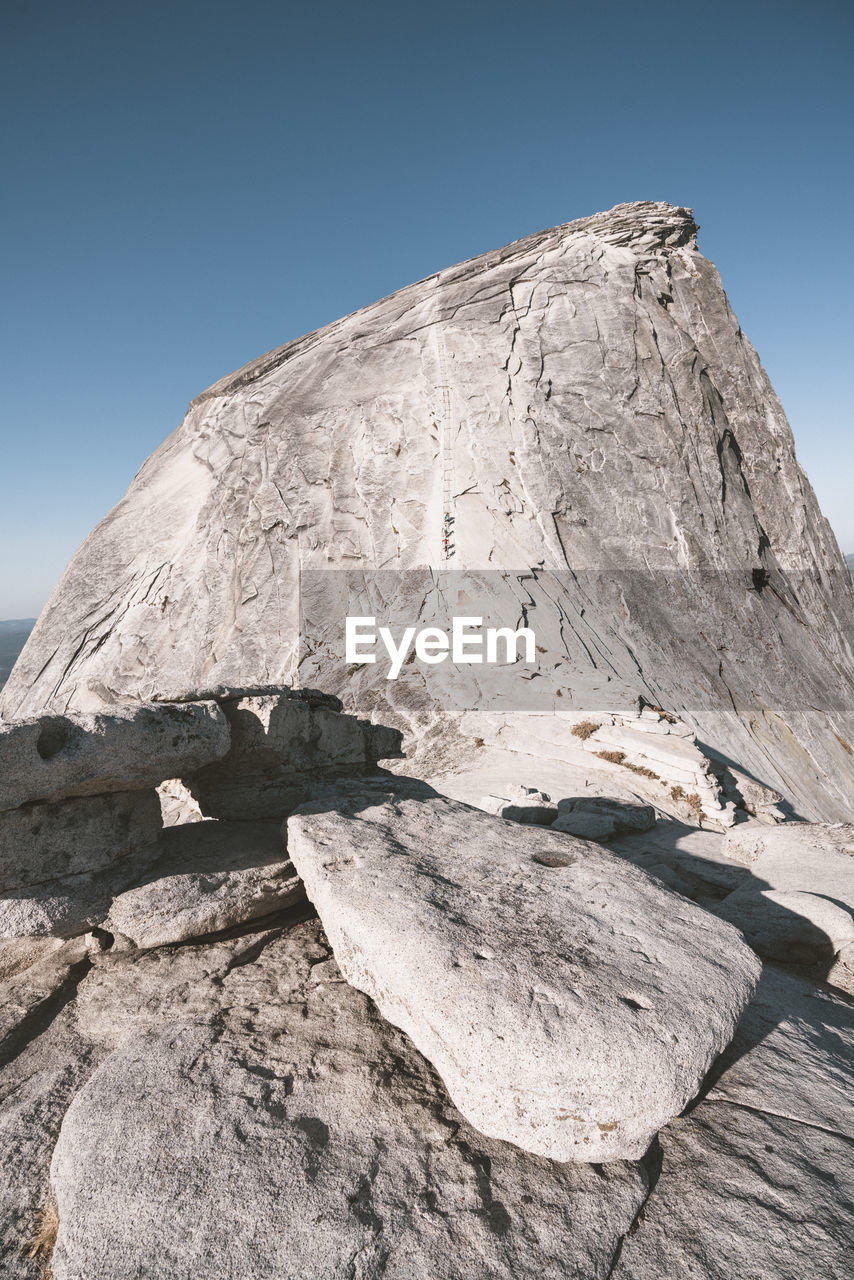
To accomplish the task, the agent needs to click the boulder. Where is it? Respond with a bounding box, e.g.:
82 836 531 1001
722 822 854 912
0 701 229 812
0 790 162 896
479 785 559 825
553 796 656 840
1 886 849 1277
185 691 403 820
0 860 156 940
103 819 304 949
0 818 305 946
288 790 760 1162
50 923 647 1280
714 886 854 965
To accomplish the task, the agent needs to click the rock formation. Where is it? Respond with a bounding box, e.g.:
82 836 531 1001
183 690 402 819
0 202 853 1277
48 927 648 1280
2 201 852 822
288 788 759 1162
0 701 229 810
0 693 392 942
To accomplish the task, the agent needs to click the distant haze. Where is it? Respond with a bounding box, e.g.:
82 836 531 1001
0 621 35 690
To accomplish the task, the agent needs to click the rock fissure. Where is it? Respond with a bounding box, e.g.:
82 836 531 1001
698 1095 854 1145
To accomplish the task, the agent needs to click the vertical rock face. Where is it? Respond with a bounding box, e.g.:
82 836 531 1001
183 690 403 820
2 202 852 818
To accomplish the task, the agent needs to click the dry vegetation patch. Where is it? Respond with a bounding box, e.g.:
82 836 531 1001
594 749 660 781
571 721 600 740
27 1198 58 1278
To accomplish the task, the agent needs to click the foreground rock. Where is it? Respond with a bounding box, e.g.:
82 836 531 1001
0 701 229 811
612 960 854 1278
1 892 850 1277
0 1005 101 1280
49 924 647 1280
612 1103 854 1279
0 790 162 897
288 790 760 1162
104 819 304 948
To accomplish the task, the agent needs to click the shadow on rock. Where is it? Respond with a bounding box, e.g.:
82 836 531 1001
602 816 854 1089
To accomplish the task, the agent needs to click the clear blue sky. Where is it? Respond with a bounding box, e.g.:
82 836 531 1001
1 0 851 618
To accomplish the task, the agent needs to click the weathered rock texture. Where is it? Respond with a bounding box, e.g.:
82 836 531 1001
1 884 852 1277
0 858 153 939
47 923 648 1280
722 822 854 912
0 201 852 1274
185 690 402 820
553 795 656 840
611 1104 854 1280
609 951 854 1279
0 701 229 812
0 790 161 893
0 814 305 944
0 937 90 1062
724 820 854 867
103 819 303 948
716 886 854 964
457 709 737 827
704 964 854 1137
3 202 852 822
288 790 760 1162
